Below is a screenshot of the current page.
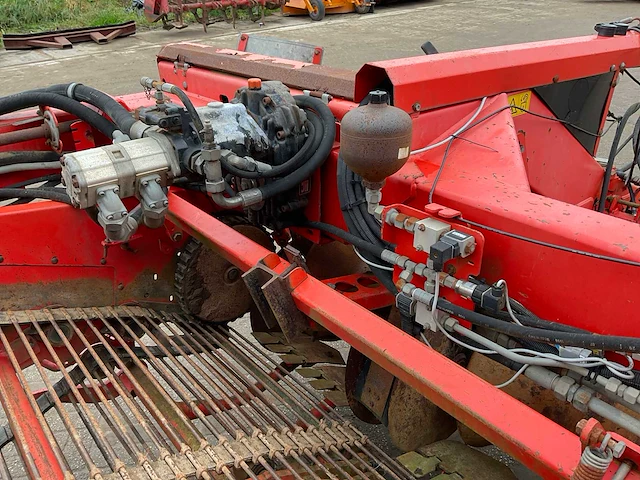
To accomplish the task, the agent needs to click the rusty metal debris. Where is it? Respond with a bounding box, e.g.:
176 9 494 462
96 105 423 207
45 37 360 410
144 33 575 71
2 21 136 50
0 306 415 479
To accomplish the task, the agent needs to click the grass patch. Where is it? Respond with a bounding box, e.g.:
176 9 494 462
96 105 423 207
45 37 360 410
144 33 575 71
0 0 154 34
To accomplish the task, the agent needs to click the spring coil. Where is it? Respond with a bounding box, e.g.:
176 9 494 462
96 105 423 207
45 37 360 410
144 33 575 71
571 447 614 480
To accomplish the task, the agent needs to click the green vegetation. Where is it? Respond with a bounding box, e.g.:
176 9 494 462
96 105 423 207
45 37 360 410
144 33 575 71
0 0 153 34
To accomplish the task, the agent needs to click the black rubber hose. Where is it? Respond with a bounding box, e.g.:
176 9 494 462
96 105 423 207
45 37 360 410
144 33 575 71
302 221 385 258
494 308 587 334
0 150 60 166
43 84 134 136
0 187 71 205
595 366 640 390
0 91 117 138
6 173 61 188
258 96 335 201
220 115 321 179
164 84 204 134
437 297 640 353
598 102 640 212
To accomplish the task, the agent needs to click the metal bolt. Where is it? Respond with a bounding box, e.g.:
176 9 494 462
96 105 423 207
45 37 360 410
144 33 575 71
415 245 423 252
98 191 106 197
122 211 128 217
155 177 161 184
107 214 114 221
117 283 124 291
150 203 157 209
142 180 149 187
552 75 560 83
171 231 183 242
113 187 119 193
51 256 58 265
418 224 426 231
163 200 169 207
412 102 421 112
182 81 188 89
0 255 4 263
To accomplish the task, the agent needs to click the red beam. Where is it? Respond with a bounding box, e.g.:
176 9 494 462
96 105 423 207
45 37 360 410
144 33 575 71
356 32 640 112
167 192 589 479
0 357 65 479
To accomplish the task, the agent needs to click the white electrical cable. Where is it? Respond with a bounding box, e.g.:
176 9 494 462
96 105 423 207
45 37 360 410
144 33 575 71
453 322 635 379
411 97 488 155
352 246 394 271
494 364 530 389
420 332 432 348
431 277 440 315
495 279 523 326
0 162 61 175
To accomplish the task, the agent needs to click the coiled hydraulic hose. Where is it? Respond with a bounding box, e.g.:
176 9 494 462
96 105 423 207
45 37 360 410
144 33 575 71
220 114 322 179
0 91 117 138
258 96 335 200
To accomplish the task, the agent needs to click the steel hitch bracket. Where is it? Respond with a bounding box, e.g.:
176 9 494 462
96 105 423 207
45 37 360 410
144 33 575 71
243 252 309 343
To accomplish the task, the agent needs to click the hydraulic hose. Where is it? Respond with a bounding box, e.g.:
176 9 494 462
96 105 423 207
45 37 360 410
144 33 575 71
7 173 61 188
598 102 640 212
0 150 60 166
42 84 135 137
139 78 203 135
258 96 335 201
0 187 71 205
220 113 321 179
0 91 117 139
437 297 640 353
302 221 385 258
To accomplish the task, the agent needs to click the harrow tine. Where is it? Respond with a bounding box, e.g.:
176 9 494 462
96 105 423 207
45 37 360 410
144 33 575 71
0 307 408 479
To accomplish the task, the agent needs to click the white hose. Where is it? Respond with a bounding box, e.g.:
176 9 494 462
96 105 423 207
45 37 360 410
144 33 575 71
411 97 488 155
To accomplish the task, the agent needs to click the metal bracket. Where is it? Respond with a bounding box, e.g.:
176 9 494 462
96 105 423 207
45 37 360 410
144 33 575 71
242 256 308 343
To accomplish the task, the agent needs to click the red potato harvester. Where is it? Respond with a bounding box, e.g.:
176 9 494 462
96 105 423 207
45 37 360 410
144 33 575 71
1 18 640 480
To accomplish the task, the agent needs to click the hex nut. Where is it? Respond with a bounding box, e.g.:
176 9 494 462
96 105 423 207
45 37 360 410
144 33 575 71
553 376 576 401
612 441 626 459
605 377 623 395
623 386 640 405
570 386 592 412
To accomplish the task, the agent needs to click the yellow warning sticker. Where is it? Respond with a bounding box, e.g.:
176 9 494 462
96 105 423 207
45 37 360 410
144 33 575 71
508 90 531 117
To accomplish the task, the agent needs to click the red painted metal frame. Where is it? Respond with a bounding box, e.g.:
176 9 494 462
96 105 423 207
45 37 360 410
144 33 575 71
3 31 640 478
355 33 640 113
166 192 637 479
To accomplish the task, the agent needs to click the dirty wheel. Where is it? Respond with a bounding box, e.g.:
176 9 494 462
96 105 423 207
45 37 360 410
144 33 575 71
354 3 371 13
175 215 273 323
308 0 325 21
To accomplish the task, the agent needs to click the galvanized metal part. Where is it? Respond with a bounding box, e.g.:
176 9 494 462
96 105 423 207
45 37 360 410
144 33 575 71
0 306 415 480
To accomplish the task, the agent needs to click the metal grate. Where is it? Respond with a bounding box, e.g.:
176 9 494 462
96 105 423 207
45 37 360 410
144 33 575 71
0 307 413 480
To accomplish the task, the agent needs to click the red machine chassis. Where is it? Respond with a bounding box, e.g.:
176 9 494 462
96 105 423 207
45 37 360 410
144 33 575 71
3 31 640 479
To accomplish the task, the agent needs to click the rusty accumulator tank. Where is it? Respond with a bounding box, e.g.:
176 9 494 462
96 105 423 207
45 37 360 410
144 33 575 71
340 90 413 188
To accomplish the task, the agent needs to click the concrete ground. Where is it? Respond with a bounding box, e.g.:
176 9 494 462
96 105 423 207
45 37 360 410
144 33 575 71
2 0 640 478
